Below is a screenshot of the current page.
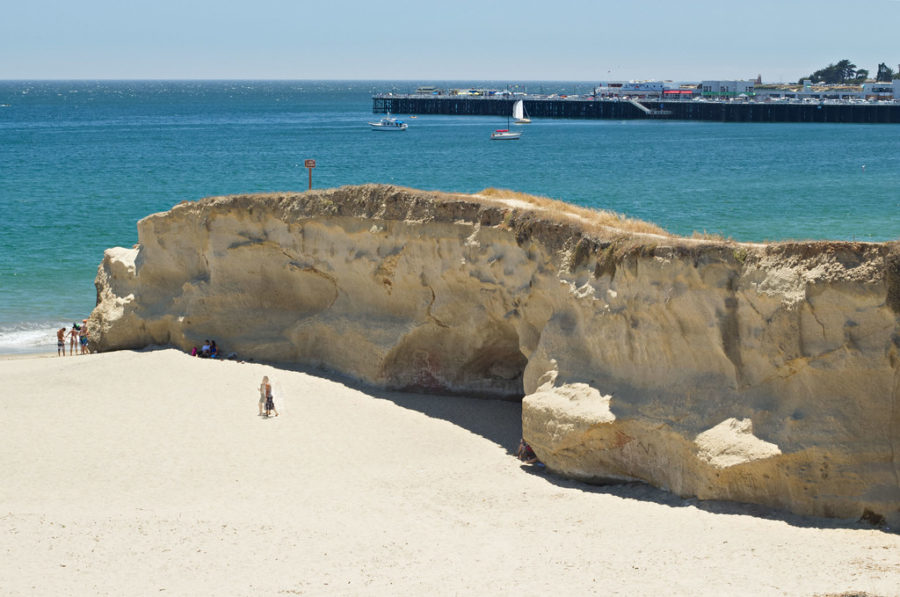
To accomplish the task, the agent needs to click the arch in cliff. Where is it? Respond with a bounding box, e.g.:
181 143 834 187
379 320 528 399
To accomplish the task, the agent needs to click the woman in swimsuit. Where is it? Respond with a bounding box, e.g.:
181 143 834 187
68 326 79 356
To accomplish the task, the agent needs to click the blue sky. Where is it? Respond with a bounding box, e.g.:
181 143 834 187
4 0 899 82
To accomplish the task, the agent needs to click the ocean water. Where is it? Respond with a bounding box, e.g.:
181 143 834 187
1 80 899 353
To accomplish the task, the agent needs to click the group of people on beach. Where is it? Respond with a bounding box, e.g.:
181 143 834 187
57 321 89 356
190 339 241 360
192 339 219 358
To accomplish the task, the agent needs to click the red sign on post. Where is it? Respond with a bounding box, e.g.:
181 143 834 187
304 159 316 190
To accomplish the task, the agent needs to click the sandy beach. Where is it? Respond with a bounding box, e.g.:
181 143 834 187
1 349 897 596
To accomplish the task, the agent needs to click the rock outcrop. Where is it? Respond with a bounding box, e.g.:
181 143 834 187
90 184 900 526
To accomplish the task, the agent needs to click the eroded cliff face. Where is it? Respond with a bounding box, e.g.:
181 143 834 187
91 184 900 526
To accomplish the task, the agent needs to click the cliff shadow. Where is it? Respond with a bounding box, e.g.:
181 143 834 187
130 346 525 451
262 359 525 451
517 465 896 534
152 349 892 534
373 388 524 451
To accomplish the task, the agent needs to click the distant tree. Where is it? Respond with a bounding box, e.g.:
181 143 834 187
876 63 895 82
836 59 857 82
801 59 865 84
801 62 838 84
854 69 869 82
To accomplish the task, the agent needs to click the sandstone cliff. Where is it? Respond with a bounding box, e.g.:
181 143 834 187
90 184 900 526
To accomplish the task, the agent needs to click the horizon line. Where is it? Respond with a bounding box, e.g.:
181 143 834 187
0 77 784 84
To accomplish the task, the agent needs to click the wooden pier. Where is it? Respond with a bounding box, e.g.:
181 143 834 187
373 95 900 124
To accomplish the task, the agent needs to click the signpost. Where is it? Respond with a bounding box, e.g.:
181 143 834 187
304 159 316 190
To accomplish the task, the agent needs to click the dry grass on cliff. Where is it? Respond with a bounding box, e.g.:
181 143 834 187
691 230 729 241
476 188 670 237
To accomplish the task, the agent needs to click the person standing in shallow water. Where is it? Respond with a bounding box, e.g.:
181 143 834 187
57 328 66 356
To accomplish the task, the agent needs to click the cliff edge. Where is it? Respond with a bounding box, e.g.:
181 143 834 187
90 184 900 526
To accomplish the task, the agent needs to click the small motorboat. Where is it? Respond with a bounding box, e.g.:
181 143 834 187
369 114 408 131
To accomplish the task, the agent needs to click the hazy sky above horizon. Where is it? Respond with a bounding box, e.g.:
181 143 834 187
4 0 900 82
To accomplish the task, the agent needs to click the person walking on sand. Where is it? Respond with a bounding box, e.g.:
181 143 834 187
258 377 267 416
57 328 66 356
259 376 278 417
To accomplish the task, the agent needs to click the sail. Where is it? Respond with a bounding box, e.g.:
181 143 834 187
512 100 524 120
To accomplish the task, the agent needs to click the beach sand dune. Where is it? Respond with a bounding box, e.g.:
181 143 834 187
1 349 897 596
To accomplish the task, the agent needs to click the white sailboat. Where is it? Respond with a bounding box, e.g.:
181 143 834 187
490 101 522 140
490 127 521 140
512 99 531 124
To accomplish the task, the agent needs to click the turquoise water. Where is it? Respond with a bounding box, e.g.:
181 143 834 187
2 80 899 352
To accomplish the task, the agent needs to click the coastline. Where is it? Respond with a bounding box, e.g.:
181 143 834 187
2 348 897 595
0 321 93 358
0 350 58 360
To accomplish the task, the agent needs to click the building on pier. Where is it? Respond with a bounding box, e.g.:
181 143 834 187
700 80 756 99
594 81 670 99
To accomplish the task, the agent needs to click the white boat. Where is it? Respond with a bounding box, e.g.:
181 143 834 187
369 114 408 131
512 99 531 124
490 128 521 140
490 104 522 140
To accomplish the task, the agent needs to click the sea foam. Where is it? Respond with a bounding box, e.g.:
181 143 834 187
0 321 67 354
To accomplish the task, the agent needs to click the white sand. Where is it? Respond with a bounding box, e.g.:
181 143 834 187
1 349 897 596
